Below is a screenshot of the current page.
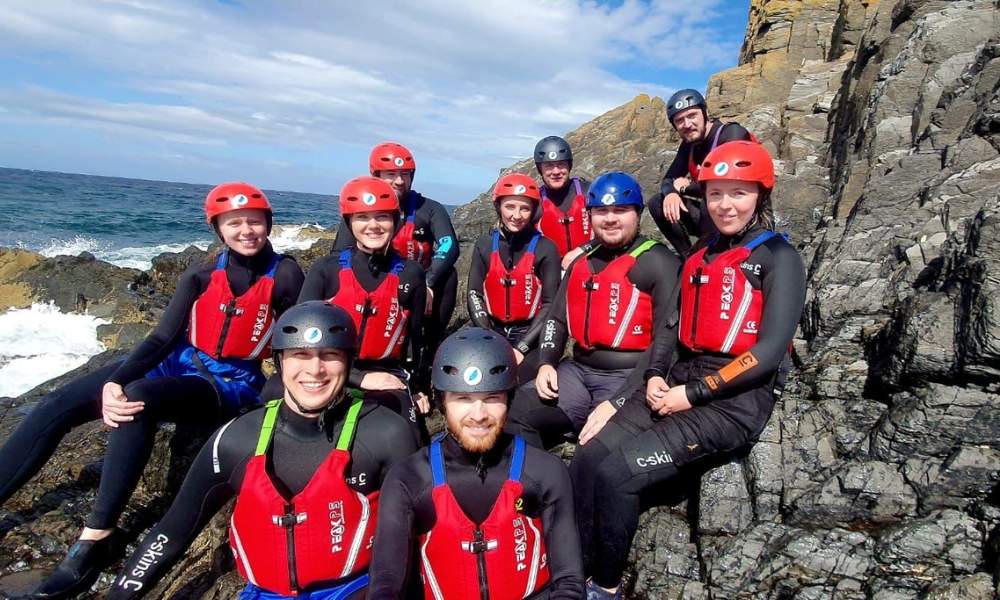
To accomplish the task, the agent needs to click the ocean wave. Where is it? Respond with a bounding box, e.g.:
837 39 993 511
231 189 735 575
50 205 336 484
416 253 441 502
0 303 108 398
270 223 331 253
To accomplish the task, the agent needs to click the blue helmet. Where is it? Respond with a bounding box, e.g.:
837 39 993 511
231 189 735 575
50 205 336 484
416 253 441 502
586 172 644 210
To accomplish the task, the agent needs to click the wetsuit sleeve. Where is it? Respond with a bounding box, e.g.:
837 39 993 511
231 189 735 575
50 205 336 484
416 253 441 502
538 255 576 367
515 237 562 354
297 255 339 302
368 459 421 599
106 416 255 599
466 235 493 330
273 257 305 317
425 201 459 289
687 240 806 404
331 219 356 252
659 143 691 197
107 265 204 386
524 451 585 600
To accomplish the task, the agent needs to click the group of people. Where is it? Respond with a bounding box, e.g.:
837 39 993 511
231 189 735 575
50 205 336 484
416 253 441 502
0 88 805 600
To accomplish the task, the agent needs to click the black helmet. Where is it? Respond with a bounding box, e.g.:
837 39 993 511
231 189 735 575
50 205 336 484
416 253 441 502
534 136 573 166
432 327 517 393
272 301 357 353
666 89 707 123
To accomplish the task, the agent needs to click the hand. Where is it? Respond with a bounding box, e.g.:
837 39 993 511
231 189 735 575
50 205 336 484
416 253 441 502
535 364 559 401
661 192 689 224
578 400 617 445
413 392 431 415
673 176 691 193
561 246 585 271
425 286 434 316
101 382 144 428
360 372 407 391
651 385 692 416
645 376 670 410
513 349 525 364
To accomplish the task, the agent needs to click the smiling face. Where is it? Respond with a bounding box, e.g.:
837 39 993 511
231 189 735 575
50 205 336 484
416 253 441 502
215 208 269 256
348 210 396 253
671 107 708 144
442 390 508 453
498 196 534 233
280 347 349 415
704 179 760 235
590 205 640 248
376 168 413 199
539 160 571 190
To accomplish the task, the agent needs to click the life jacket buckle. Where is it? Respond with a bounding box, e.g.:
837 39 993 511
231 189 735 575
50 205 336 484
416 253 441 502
461 539 498 554
558 216 574 225
584 279 599 291
272 512 308 528
501 277 516 287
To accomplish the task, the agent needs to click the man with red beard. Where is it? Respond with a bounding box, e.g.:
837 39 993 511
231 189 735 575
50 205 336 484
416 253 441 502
369 328 584 600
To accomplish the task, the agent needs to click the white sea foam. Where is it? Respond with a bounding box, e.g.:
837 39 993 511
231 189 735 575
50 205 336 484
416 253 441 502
0 303 109 398
29 236 213 271
270 223 329 253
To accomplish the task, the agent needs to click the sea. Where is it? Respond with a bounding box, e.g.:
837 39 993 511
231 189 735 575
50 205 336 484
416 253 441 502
0 167 346 398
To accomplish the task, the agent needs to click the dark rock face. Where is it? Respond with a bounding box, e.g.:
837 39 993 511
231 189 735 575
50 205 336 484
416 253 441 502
2 1 1000 598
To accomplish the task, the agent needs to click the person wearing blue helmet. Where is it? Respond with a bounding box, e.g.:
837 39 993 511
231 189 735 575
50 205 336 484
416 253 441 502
507 172 682 450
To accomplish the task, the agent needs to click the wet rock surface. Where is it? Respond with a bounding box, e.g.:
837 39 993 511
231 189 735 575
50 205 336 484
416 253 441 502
3 0 1000 598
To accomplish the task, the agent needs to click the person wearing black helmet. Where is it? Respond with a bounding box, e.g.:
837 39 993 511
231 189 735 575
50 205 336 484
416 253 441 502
533 136 592 259
369 328 584 599
651 88 754 256
106 302 418 600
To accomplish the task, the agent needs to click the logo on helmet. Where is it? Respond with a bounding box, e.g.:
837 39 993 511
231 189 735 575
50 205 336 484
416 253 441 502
463 366 483 386
713 162 730 176
362 192 377 206
601 193 616 205
393 156 405 167
547 151 558 160
514 184 526 195
304 327 323 344
231 194 249 208
674 100 686 109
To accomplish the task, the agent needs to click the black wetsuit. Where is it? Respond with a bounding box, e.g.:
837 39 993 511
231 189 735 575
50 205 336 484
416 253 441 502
106 397 417 598
467 226 561 383
650 120 753 256
369 432 584 599
570 226 805 587
0 245 303 530
507 236 681 448
332 190 459 382
298 248 427 444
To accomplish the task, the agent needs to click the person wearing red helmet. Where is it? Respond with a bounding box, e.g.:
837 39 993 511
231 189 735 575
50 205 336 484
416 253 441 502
300 176 429 445
332 142 460 387
570 142 805 599
467 173 561 383
0 182 304 599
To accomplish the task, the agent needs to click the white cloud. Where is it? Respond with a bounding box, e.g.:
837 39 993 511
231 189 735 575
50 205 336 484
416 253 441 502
0 0 740 184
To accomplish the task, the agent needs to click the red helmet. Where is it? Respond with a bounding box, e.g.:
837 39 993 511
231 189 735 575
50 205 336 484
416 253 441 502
339 176 400 216
698 141 775 190
204 182 272 224
492 173 541 203
369 142 415 175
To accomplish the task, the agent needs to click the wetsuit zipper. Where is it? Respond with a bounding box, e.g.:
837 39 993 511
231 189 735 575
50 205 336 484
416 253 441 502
357 298 372 353
583 278 594 348
215 298 238 358
285 502 299 593
474 527 491 600
562 218 572 254
691 267 703 345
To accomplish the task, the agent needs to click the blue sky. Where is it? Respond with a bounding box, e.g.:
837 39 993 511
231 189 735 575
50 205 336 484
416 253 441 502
0 1 749 203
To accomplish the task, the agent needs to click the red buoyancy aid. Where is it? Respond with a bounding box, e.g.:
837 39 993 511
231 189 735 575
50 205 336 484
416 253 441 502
679 231 776 356
687 124 760 180
538 178 590 257
483 230 542 324
328 249 410 362
392 193 433 269
565 240 658 351
229 394 376 596
420 436 550 600
189 250 279 361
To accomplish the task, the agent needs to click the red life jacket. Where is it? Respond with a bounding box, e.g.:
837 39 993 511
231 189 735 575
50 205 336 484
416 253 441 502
229 395 376 596
687 124 759 180
482 230 542 324
328 249 409 362
538 178 590 257
392 193 433 269
679 231 776 356
420 436 549 600
565 240 658 351
188 250 279 361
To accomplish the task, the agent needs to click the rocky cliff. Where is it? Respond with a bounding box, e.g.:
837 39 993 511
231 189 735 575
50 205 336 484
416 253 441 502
2 0 1000 598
